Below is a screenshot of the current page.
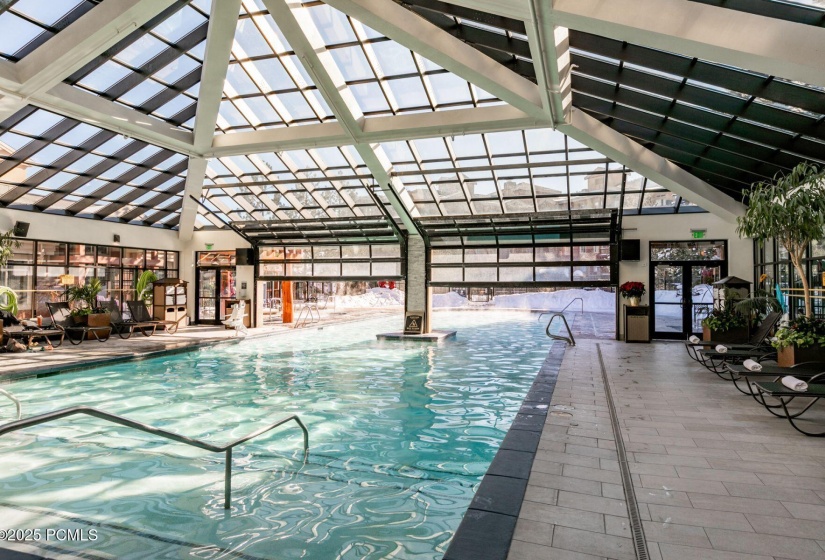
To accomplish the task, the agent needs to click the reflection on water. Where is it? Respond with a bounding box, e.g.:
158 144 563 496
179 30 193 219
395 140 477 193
0 312 549 559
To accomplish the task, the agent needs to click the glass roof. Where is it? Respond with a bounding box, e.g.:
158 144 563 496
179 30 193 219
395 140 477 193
195 145 395 229
686 0 825 26
0 106 187 228
63 0 213 132
381 129 704 217
0 0 101 61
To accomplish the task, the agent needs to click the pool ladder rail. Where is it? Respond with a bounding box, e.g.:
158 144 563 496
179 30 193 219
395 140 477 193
537 312 576 346
0 388 22 420
0 406 309 510
293 297 321 328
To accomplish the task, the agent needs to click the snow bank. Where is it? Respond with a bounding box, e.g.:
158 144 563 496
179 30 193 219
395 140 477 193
336 287 404 308
432 291 469 308
493 288 615 313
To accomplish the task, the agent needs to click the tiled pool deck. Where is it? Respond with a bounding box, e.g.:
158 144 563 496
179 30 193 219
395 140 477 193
507 340 825 560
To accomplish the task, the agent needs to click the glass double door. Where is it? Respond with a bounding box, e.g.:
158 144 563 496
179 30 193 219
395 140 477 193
652 263 723 339
197 268 236 324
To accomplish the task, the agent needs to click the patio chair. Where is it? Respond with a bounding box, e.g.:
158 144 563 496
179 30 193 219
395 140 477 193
725 361 825 398
126 301 179 334
46 302 111 345
222 301 248 336
685 311 782 362
751 375 825 436
105 300 157 339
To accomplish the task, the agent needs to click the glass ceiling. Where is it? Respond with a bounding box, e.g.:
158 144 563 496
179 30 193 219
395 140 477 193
0 106 187 228
383 129 703 218
64 0 213 132
0 0 101 61
195 145 395 229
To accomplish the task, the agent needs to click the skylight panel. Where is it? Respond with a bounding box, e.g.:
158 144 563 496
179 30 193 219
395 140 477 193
349 82 390 113
370 41 418 76
387 77 429 109
77 61 132 92
115 35 168 68
154 6 207 43
0 11 50 57
427 73 473 105
306 3 358 45
117 79 167 107
330 47 374 81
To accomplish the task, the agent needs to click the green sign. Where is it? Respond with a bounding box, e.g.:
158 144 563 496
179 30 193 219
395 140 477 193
691 230 706 239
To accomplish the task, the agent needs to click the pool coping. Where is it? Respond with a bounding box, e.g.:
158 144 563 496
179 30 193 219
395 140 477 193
443 340 565 560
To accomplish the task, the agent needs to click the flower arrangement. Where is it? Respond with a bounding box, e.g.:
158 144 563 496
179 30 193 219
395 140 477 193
619 281 646 299
771 317 825 350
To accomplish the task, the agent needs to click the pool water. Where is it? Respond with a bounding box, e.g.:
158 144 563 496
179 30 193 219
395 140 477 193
0 311 551 560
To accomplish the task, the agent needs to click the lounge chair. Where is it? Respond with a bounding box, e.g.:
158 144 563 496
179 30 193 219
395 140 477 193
752 376 825 436
105 300 157 339
725 361 825 398
685 311 782 362
222 301 248 336
47 302 111 345
126 300 179 334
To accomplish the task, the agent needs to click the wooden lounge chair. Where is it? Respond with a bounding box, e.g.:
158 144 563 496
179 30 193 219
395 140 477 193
685 311 782 362
105 300 157 339
47 302 111 345
752 376 825 436
126 300 179 334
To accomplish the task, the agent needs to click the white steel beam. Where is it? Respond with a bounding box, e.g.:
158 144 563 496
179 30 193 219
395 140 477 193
262 0 364 139
193 0 240 152
178 157 208 242
0 0 177 121
552 0 825 89
181 0 241 238
526 0 572 124
35 83 197 155
431 0 531 21
323 0 546 119
560 109 745 222
208 105 547 157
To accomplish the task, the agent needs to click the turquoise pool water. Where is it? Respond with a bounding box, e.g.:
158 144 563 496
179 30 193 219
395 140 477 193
0 311 551 560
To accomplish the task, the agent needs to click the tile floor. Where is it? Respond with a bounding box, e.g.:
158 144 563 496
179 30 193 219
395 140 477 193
510 340 825 560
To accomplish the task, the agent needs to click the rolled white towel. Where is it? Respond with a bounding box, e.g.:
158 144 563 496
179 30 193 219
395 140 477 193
743 359 762 372
781 376 808 392
715 344 729 353
688 335 700 344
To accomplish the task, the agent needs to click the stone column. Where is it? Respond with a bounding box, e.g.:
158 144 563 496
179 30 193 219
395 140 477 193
405 235 431 333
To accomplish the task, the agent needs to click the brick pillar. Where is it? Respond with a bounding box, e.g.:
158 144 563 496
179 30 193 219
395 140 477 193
405 235 431 333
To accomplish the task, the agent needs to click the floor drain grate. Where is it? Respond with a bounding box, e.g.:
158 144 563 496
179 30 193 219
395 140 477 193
597 343 649 560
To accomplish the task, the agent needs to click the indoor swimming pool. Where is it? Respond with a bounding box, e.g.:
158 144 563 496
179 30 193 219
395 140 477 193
0 311 552 559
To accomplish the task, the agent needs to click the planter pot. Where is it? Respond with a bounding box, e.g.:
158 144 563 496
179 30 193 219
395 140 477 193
627 296 640 307
84 312 110 340
777 344 825 367
71 314 88 326
702 325 750 344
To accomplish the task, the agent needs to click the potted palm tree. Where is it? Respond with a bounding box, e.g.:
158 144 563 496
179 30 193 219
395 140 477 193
736 161 825 365
67 277 110 332
0 228 20 339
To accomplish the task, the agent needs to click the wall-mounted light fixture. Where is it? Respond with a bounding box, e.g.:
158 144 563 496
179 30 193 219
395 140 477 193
113 234 121 244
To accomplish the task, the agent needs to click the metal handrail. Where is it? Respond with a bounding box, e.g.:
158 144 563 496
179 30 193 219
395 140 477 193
545 313 576 346
0 388 21 420
293 300 320 328
0 406 309 509
536 298 584 323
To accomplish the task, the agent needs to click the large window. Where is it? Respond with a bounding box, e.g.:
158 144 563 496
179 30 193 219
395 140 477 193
258 244 403 279
754 238 824 318
1 240 179 318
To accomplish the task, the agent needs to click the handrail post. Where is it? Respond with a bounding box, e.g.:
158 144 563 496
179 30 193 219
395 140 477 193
224 448 232 510
0 388 22 421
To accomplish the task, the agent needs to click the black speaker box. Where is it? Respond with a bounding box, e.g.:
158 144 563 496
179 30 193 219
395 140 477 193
620 239 641 261
236 248 255 266
12 221 29 237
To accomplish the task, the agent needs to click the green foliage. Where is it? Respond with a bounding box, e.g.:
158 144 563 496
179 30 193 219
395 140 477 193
0 228 21 269
135 270 158 303
0 285 18 315
702 307 748 332
772 317 825 350
66 277 105 313
736 162 825 318
732 290 782 325
0 229 21 316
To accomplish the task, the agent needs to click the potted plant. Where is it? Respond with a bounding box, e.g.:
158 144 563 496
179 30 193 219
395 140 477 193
701 307 749 343
135 270 158 303
737 161 825 364
67 277 110 331
772 317 825 367
0 228 20 339
619 281 645 306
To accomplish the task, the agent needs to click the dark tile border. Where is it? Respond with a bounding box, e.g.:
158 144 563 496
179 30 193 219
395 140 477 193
443 341 566 560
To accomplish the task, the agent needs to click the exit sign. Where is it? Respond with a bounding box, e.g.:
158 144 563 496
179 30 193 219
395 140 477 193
691 229 707 239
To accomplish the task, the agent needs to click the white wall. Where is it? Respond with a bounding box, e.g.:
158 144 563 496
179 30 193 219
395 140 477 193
0 208 180 250
618 212 754 338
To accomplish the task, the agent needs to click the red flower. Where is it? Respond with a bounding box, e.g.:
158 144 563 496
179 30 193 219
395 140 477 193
619 281 646 298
